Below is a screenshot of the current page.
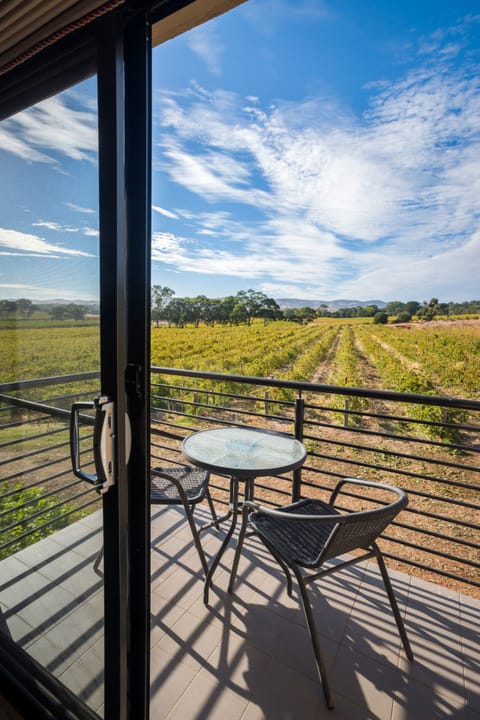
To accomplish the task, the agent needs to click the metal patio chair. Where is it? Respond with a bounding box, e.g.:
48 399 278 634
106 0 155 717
151 465 219 576
94 465 218 576
233 478 413 710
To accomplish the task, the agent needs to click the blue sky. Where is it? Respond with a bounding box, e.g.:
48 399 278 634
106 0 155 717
1 0 479 303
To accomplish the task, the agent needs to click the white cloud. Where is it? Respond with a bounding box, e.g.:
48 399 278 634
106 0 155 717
152 31 480 300
83 227 99 237
33 221 79 233
187 25 224 76
0 228 94 258
243 0 330 35
152 205 180 219
159 138 270 207
259 282 316 298
0 283 95 301
1 96 97 165
0 126 55 164
152 220 343 286
337 231 480 301
65 202 96 214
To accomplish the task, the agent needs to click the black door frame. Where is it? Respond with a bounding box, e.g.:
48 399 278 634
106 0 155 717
0 4 154 719
0 1 221 716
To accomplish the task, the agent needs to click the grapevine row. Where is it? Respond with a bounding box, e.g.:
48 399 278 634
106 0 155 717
354 326 466 440
365 324 480 398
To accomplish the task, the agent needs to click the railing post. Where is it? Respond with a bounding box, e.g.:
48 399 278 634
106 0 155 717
292 395 305 502
264 390 269 416
344 397 350 427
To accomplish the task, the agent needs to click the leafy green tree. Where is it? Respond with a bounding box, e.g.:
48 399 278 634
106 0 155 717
385 301 405 316
65 303 87 320
188 296 210 327
49 303 86 321
165 297 191 327
316 304 331 317
373 311 388 324
217 296 236 324
50 305 68 320
0 300 16 317
293 306 316 324
152 285 174 326
283 308 296 322
259 297 281 323
362 304 379 317
394 311 412 323
405 301 420 316
417 298 441 321
202 298 221 326
230 302 248 325
16 298 36 318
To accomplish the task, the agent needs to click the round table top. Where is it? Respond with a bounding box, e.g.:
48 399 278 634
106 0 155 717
181 426 307 478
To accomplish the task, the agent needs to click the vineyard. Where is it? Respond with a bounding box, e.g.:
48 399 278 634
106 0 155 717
1 317 479 593
152 317 478 400
1 318 479 399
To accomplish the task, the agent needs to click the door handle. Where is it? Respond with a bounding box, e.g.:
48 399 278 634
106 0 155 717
70 396 115 493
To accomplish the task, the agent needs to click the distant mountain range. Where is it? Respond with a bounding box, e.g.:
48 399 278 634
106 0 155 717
276 298 387 311
23 297 387 313
33 299 98 306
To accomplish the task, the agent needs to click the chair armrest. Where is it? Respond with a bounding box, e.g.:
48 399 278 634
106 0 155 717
329 477 407 509
245 485 407 524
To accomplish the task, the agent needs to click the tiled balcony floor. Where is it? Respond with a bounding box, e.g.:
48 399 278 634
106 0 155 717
1 506 479 719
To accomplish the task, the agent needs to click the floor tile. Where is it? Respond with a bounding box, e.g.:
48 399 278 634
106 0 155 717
0 509 478 720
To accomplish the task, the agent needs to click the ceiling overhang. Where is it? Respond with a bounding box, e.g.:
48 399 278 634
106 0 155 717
0 0 246 77
0 0 126 76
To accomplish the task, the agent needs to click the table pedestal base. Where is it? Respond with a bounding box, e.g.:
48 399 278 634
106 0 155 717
203 476 254 605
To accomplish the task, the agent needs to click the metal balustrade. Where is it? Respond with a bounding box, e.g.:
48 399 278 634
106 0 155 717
1 369 479 592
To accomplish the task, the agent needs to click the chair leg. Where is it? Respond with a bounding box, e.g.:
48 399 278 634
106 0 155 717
292 565 334 710
256 536 294 597
373 543 414 661
184 503 209 578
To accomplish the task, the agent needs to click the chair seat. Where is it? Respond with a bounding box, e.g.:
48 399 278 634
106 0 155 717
151 466 210 505
250 499 340 568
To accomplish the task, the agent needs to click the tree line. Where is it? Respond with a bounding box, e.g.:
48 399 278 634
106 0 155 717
151 287 282 327
2 293 479 327
152 287 480 328
370 298 480 324
0 299 89 321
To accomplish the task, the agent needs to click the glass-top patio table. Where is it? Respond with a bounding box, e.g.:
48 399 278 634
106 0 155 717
181 426 307 604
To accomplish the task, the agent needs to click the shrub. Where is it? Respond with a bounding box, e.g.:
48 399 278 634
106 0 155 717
373 311 388 324
395 311 412 323
0 482 75 559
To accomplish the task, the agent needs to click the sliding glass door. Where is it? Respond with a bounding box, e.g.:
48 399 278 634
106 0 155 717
0 11 152 719
0 74 110 717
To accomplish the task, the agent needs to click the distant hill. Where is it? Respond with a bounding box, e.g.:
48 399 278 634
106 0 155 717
276 298 387 311
33 299 98 307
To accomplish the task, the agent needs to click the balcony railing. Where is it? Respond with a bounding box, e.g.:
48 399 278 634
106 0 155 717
1 369 479 593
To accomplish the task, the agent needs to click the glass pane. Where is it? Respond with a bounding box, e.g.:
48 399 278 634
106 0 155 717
0 77 104 715
150 2 478 716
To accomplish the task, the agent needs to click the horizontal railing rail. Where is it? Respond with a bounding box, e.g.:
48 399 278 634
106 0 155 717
0 374 100 558
151 366 480 592
1 369 479 592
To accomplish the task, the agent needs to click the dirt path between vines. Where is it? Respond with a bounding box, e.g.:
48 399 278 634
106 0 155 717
310 326 342 383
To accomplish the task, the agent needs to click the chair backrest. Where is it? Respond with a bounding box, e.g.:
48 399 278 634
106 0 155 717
319 492 406 564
